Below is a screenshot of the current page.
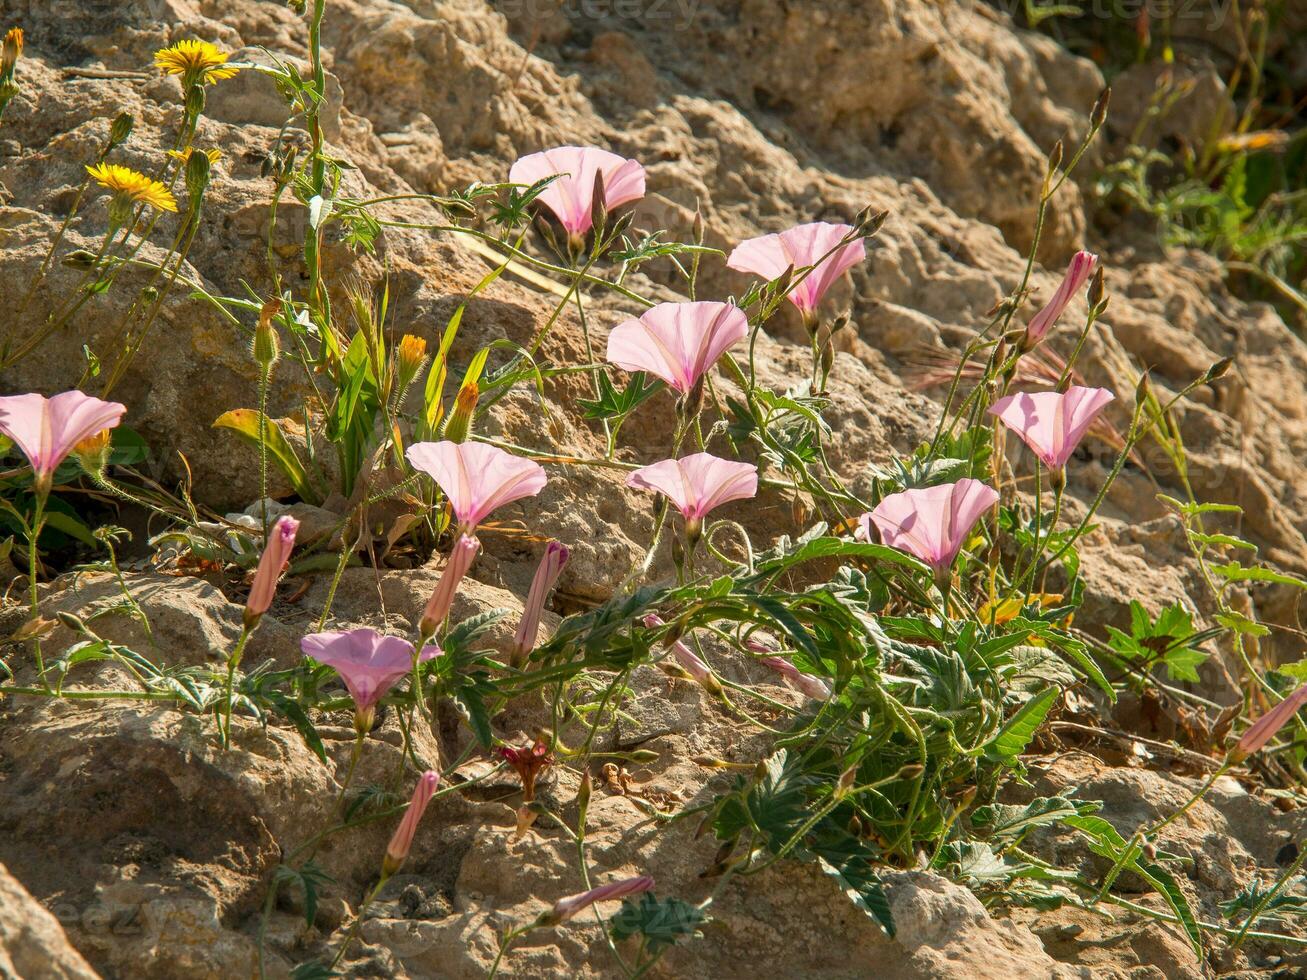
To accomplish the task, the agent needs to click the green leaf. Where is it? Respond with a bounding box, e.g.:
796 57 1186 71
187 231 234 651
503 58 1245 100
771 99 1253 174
985 686 1059 761
213 409 318 503
1212 562 1307 590
578 371 662 422
971 796 1097 845
816 855 895 937
609 894 707 953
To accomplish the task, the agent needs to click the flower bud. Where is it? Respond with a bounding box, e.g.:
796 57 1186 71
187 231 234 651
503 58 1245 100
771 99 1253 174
253 298 282 369
382 770 439 877
544 876 654 926
0 27 21 80
73 428 113 476
419 535 480 639
511 540 570 668
1227 685 1307 765
185 148 211 205
1091 87 1111 130
108 112 134 149
395 334 429 390
244 515 299 627
441 381 478 444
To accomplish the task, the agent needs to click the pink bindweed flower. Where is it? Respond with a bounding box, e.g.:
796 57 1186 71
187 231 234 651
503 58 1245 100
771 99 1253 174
512 541 570 667
244 515 300 627
0 390 126 493
605 301 748 396
1228 685 1307 764
626 453 758 540
301 628 440 728
419 534 481 638
727 222 866 322
546 875 655 925
989 386 1116 471
644 613 720 693
382 770 440 876
406 441 547 533
859 478 999 575
759 655 831 700
1023 250 1098 347
509 145 646 237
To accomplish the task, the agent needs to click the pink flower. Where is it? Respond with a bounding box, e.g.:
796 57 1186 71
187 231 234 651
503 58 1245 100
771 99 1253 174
0 390 126 491
547 876 655 925
626 453 758 532
1229 685 1307 764
727 222 866 318
989 386 1115 470
406 441 547 533
859 478 999 573
509 145 646 236
1024 250 1098 346
644 613 719 693
301 628 440 714
383 770 440 876
605 301 748 396
244 515 300 626
512 541 570 667
419 535 480 638
759 656 831 700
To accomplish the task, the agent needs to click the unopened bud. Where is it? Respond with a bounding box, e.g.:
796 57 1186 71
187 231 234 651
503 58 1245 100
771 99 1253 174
73 428 113 475
394 334 428 389
442 381 478 443
1135 371 1152 405
692 208 704 244
185 148 211 204
108 112 134 149
1205 357 1233 384
0 27 21 80
589 170 607 238
1087 266 1105 308
1091 87 1111 130
253 316 281 369
1046 139 1064 178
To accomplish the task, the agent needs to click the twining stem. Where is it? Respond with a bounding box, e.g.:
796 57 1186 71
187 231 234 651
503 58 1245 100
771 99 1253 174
220 626 253 749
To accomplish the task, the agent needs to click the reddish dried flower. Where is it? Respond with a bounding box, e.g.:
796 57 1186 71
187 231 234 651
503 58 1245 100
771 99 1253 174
500 735 553 801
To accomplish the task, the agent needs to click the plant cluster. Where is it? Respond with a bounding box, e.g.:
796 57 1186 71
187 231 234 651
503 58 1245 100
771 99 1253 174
1 5 1305 977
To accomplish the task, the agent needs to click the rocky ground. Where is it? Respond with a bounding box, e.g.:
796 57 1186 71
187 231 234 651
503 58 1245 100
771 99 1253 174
1 0 1305 977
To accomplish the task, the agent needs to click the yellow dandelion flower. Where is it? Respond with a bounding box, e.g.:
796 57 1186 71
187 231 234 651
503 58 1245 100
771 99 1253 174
86 163 178 213
153 39 240 86
166 146 223 165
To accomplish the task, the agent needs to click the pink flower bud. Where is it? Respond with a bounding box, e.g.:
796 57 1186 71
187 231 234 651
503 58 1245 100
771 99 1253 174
419 535 480 637
1023 250 1097 347
759 656 831 700
244 515 299 627
547 875 654 925
382 770 440 877
644 614 720 694
512 541 570 667
1229 685 1307 764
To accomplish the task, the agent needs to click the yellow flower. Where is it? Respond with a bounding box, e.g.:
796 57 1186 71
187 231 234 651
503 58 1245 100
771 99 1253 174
394 334 429 386
1213 130 1289 154
153 40 239 86
978 594 1063 626
166 147 222 166
85 163 178 213
1 27 22 78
